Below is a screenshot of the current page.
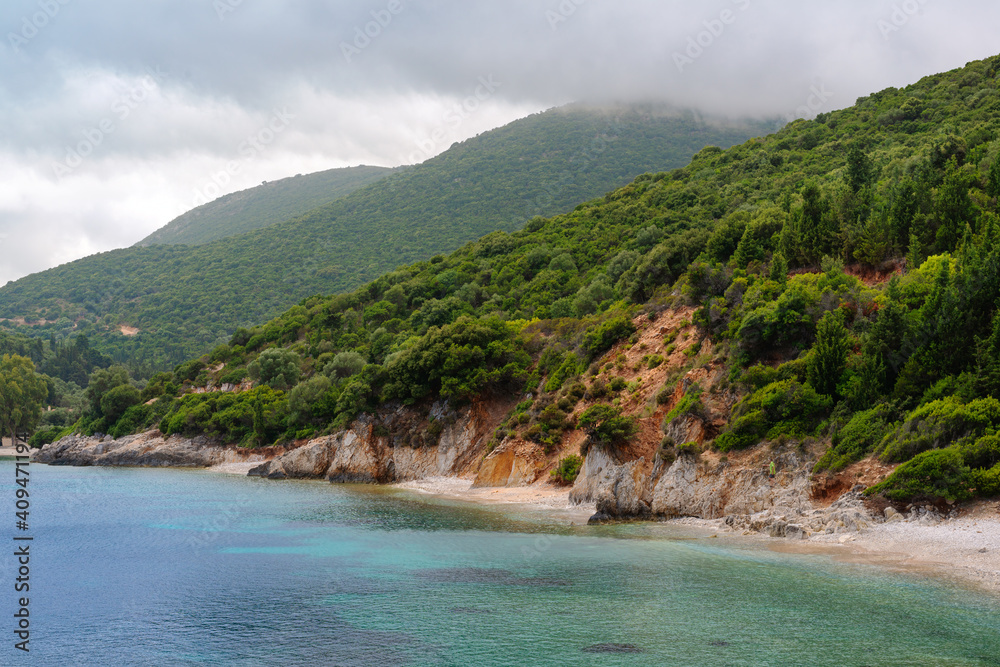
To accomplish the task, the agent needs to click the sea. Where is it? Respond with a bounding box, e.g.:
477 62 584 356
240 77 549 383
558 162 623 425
1 462 999 666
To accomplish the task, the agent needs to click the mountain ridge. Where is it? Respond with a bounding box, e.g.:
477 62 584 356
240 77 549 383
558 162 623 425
136 164 396 246
0 102 774 370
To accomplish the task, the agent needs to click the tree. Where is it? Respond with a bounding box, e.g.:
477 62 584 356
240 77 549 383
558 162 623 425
323 351 366 380
808 310 850 397
248 348 301 390
975 311 1000 399
988 157 1000 200
0 355 48 443
86 365 131 417
100 384 142 427
795 181 835 264
846 146 876 194
768 252 788 284
934 158 976 251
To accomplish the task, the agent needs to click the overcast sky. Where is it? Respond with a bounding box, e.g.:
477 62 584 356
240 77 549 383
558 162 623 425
0 0 997 285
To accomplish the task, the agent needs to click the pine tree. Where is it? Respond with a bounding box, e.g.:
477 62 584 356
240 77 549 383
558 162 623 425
808 310 850 397
934 158 976 252
769 252 788 284
987 157 1000 200
846 146 876 194
975 311 1000 398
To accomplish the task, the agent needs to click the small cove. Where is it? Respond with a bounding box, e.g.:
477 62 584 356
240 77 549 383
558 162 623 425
3 463 999 666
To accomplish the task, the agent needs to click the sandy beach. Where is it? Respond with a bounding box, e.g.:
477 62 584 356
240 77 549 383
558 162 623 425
394 476 596 522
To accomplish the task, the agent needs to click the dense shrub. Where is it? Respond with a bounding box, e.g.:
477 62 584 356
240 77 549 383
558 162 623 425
383 316 530 401
867 448 973 502
248 347 301 390
323 351 366 379
550 455 583 485
582 316 636 358
663 383 705 425
578 404 639 450
28 425 68 449
159 386 288 447
100 384 142 427
715 379 831 452
815 404 896 472
878 397 1000 463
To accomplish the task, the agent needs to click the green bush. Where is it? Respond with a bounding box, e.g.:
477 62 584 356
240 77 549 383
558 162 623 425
248 347 301 390
715 379 831 452
582 316 636 358
815 404 896 472
219 368 248 385
578 404 639 450
109 403 153 439
383 316 530 401
675 441 700 456
544 352 583 392
878 397 1000 463
608 376 628 392
323 350 366 380
28 425 69 449
550 455 583 485
100 384 142 427
159 386 288 447
970 463 1000 497
866 448 973 502
663 383 705 425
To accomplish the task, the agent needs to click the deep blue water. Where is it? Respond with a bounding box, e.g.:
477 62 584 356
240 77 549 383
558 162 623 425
1 462 999 666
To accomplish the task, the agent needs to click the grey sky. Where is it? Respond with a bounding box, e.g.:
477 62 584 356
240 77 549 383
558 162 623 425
0 0 997 284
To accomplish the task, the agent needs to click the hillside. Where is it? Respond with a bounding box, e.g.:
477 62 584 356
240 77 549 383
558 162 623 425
62 54 1000 509
0 103 773 371
137 165 396 246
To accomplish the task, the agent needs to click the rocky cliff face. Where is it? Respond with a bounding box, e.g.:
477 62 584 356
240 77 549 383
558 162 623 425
247 399 504 482
569 443 873 536
33 431 271 468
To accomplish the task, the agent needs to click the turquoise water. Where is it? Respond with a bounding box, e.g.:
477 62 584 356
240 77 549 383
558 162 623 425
2 463 999 666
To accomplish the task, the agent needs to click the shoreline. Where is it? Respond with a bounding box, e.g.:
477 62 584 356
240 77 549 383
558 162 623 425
394 475 1000 595
27 451 1000 595
392 476 597 523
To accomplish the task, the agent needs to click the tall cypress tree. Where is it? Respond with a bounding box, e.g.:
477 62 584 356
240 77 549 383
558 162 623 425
808 310 850 397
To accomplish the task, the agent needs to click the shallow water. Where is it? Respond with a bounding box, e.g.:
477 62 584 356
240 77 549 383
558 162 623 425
2 463 999 666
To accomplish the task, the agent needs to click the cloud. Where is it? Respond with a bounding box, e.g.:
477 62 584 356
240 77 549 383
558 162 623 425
0 0 998 283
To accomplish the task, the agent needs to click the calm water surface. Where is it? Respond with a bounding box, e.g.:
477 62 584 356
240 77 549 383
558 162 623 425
2 463 999 666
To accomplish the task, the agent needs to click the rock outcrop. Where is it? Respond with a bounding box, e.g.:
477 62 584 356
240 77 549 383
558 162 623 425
472 441 547 488
570 443 875 535
32 431 266 468
248 400 497 482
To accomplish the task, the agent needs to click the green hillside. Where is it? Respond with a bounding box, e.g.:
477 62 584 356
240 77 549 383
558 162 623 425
0 104 773 371
136 165 395 246
70 55 1000 505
